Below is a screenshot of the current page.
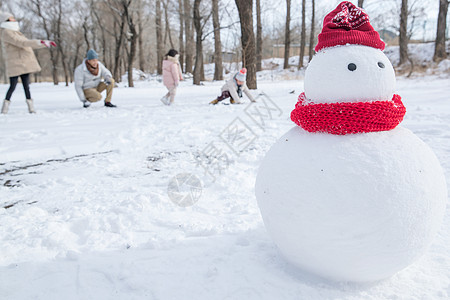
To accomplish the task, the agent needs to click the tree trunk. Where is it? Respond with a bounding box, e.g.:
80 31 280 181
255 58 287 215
193 0 203 85
73 40 82 81
201 57 205 81
50 50 59 85
137 10 146 71
82 20 91 50
399 0 409 66
91 1 107 68
108 46 113 73
308 0 315 62
113 12 126 81
256 0 262 71
283 0 291 69
128 35 136 88
124 1 137 88
299 0 306 68
59 50 69 87
235 0 257 89
156 0 163 74
184 0 194 74
163 1 175 49
56 0 69 86
212 0 223 80
358 0 364 8
34 52 40 83
178 0 185 71
433 0 448 62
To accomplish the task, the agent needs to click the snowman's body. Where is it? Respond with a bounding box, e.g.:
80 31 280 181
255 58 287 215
255 44 447 282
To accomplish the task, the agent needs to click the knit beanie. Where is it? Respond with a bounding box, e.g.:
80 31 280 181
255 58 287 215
86 49 99 60
315 1 384 52
0 11 13 22
235 68 247 82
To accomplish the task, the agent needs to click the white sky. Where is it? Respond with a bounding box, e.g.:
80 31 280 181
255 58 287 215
268 0 442 40
215 0 443 52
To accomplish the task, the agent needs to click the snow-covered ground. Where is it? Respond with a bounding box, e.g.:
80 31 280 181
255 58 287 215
0 74 449 299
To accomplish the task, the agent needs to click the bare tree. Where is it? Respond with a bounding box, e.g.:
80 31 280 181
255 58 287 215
358 0 364 7
399 0 409 66
433 0 449 62
108 1 127 82
256 0 262 71
163 0 174 49
156 0 163 74
55 0 69 86
28 0 60 85
193 0 203 84
235 0 257 89
299 0 306 68
184 0 194 74
90 1 107 67
283 0 291 69
308 0 315 62
82 17 91 50
68 22 84 82
212 0 223 80
123 0 137 87
178 0 185 70
137 9 146 71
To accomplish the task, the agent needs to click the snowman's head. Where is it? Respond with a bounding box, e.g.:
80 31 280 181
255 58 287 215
304 1 395 104
304 45 395 103
291 2 406 135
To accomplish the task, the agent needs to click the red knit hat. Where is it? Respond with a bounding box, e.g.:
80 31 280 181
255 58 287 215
315 1 385 52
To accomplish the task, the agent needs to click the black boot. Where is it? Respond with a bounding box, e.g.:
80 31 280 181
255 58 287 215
105 102 117 108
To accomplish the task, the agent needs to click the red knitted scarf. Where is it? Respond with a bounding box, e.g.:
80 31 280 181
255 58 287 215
290 92 406 135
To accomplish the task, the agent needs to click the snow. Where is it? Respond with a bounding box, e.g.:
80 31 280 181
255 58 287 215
0 72 449 298
256 126 447 282
437 59 450 73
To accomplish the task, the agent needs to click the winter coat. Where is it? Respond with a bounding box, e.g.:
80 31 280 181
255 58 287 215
221 73 256 102
1 27 45 77
74 59 112 102
162 56 182 89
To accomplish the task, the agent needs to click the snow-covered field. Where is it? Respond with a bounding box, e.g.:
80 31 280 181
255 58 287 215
0 74 449 299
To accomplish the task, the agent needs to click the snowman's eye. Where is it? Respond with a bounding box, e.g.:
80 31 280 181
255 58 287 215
347 63 357 71
378 62 385 68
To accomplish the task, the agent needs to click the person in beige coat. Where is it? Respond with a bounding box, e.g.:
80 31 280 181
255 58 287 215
0 11 56 114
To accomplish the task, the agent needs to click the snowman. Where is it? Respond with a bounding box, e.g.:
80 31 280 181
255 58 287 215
255 1 447 282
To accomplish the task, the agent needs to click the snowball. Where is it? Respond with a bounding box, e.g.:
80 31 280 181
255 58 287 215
304 45 396 103
255 126 447 282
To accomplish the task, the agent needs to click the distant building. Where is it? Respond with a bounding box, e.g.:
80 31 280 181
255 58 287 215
208 51 236 63
379 29 398 45
272 44 304 58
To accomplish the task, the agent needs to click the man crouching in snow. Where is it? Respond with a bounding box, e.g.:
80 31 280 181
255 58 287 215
210 68 256 105
74 49 116 108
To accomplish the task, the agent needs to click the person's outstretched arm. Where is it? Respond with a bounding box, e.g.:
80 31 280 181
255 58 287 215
243 84 256 102
2 30 45 49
